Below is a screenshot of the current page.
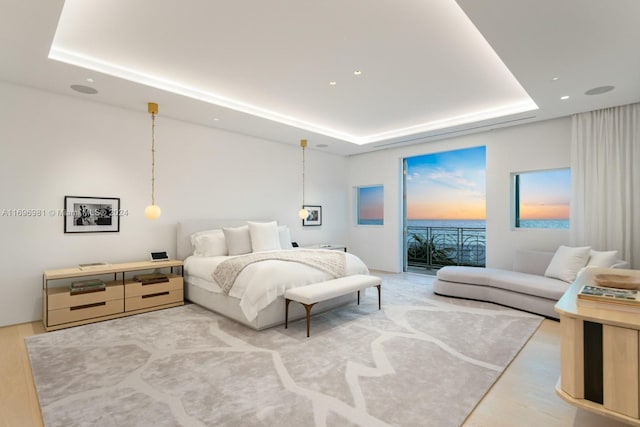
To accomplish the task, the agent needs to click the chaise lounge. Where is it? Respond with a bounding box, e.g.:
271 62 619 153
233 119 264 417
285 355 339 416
433 246 626 319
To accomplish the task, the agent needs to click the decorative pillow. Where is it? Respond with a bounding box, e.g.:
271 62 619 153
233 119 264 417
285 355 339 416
222 225 252 256
193 230 227 257
544 245 591 283
587 249 619 268
278 225 293 250
248 221 281 252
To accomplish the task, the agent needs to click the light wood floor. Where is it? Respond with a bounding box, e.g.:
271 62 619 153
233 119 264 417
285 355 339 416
0 306 629 426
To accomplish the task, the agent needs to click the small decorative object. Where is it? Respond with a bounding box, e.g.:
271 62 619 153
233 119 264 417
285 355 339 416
145 102 162 220
64 196 120 233
594 274 640 290
302 205 322 226
298 139 309 220
78 262 110 270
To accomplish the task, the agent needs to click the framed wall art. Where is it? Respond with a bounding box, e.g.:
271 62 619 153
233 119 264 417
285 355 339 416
64 196 121 233
302 205 322 226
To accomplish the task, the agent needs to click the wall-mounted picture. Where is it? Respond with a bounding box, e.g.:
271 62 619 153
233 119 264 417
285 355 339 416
64 196 120 233
302 205 322 226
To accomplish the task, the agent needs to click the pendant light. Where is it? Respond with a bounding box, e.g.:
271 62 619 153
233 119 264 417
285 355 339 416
144 102 162 220
298 139 309 220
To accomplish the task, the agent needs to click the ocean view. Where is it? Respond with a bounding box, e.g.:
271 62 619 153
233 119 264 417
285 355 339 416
408 219 569 229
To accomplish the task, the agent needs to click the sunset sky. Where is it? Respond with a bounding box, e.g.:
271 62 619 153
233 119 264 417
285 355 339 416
358 185 384 220
405 146 486 220
518 169 571 219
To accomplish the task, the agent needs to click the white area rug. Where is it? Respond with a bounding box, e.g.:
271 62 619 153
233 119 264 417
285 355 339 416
26 273 542 427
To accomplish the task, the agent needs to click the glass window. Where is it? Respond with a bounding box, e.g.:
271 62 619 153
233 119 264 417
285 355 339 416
357 185 383 225
513 168 570 229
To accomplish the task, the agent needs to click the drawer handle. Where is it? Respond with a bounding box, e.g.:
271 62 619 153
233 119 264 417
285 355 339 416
142 291 170 299
70 301 106 311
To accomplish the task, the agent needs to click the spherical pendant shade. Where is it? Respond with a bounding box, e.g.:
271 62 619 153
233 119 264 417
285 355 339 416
298 207 309 220
145 204 162 220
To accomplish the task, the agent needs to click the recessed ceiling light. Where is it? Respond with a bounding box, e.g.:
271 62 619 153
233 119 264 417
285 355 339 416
560 95 570 100
585 85 615 96
213 117 220 121
86 77 94 83
551 77 559 81
70 84 98 94
316 144 329 148
329 81 337 86
353 70 362 76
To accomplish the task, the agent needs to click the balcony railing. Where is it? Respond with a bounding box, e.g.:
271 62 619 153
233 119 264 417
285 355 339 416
406 226 486 270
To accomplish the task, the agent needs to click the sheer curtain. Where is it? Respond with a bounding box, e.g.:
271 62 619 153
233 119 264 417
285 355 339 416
570 102 640 268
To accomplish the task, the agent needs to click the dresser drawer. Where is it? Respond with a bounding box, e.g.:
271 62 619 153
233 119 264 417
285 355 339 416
125 275 183 298
48 299 124 326
47 283 123 310
125 289 183 312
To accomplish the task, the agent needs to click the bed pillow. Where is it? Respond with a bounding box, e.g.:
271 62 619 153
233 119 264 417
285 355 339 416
193 230 228 257
278 225 293 250
190 229 222 254
544 245 591 282
223 225 252 256
586 249 619 268
248 221 281 252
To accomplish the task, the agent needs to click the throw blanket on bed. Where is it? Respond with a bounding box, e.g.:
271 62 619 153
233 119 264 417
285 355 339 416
213 250 347 294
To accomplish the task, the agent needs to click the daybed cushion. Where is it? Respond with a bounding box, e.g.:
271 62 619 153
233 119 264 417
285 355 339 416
436 266 569 301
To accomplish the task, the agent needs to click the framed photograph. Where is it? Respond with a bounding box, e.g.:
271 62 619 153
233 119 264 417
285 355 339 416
64 196 121 233
302 205 322 226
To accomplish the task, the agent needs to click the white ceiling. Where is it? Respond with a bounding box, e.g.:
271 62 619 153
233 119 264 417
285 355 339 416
1 0 639 156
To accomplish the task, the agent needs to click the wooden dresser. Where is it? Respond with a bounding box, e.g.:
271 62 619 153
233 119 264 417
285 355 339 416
43 260 183 331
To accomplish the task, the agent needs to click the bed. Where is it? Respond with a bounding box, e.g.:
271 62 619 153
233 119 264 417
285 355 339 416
176 219 371 330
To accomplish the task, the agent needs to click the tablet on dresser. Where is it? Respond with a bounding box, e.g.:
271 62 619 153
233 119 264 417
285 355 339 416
150 251 169 262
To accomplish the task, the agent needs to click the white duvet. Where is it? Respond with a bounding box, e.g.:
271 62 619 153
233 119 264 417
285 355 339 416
184 249 370 321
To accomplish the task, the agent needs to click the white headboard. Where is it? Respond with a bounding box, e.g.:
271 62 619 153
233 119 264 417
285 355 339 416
176 219 267 260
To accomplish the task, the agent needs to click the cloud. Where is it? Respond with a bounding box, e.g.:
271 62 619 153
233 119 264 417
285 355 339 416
426 168 483 195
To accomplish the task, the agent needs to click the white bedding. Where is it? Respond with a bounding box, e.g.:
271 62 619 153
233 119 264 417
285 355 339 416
184 249 370 322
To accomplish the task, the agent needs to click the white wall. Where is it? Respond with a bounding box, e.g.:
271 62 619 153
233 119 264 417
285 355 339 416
347 118 572 272
0 82 348 326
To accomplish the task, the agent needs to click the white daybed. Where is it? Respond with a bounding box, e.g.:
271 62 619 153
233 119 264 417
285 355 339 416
176 219 370 330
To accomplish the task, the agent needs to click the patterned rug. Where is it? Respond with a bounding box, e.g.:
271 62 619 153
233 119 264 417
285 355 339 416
26 273 542 427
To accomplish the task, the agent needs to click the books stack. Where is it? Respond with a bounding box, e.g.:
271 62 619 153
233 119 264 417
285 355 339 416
133 273 169 285
577 284 640 313
70 279 106 294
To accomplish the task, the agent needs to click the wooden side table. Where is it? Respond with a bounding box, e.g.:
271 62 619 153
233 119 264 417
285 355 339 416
555 267 640 426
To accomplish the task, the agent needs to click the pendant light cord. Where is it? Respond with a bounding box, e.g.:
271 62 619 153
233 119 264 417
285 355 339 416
151 111 156 206
301 141 305 206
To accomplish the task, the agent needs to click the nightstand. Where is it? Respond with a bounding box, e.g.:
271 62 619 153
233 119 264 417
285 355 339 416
304 244 347 252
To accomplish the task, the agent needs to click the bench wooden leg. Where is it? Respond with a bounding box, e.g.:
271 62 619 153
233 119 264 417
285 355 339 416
285 299 291 328
303 303 316 337
376 284 381 309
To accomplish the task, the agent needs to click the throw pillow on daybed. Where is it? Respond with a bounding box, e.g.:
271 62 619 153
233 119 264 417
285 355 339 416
586 249 619 268
544 245 591 283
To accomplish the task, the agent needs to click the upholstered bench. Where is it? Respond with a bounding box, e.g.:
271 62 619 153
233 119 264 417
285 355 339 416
284 274 382 337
